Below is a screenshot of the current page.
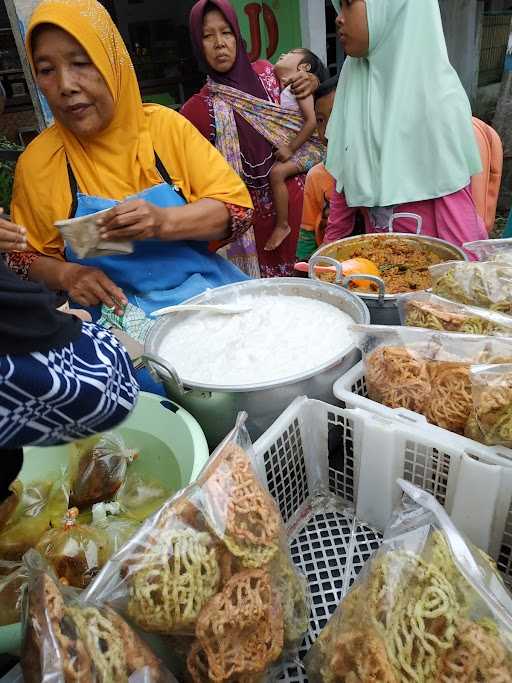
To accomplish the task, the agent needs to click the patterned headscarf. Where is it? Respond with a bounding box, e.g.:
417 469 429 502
189 0 275 188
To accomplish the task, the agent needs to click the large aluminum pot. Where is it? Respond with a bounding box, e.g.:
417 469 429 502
143 278 369 448
309 232 467 325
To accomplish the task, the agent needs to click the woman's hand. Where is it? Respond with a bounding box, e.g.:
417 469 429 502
288 71 320 100
0 209 27 252
98 200 167 241
62 263 127 315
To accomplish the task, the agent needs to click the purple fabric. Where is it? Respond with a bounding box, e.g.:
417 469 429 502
189 0 275 186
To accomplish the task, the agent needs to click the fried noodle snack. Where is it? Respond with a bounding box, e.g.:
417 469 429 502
400 292 512 336
305 485 512 683
430 261 512 314
425 362 472 434
270 549 310 647
438 618 512 682
355 325 512 441
21 560 173 683
191 569 284 682
322 629 397 683
83 416 309 679
468 364 512 448
22 573 95 683
366 346 430 413
68 604 164 682
127 524 221 634
201 443 280 568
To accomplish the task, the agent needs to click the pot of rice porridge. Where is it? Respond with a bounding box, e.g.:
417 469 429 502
143 278 369 447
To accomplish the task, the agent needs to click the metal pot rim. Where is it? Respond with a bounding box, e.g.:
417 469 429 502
310 232 468 302
144 278 368 392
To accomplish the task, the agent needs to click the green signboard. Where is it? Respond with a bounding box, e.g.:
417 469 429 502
230 0 302 64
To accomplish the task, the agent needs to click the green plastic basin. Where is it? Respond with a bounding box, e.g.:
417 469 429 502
0 392 209 655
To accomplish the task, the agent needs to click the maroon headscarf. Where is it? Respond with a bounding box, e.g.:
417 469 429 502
189 0 275 189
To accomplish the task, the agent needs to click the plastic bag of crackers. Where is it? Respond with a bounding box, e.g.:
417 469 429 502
305 480 512 683
84 413 310 682
20 550 178 683
465 363 512 448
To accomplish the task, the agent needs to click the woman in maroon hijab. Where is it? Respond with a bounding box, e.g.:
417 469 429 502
182 0 317 278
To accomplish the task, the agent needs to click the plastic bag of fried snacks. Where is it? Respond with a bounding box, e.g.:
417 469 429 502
351 323 512 436
305 480 512 683
465 363 512 448
20 550 177 683
84 413 310 682
397 290 512 336
0 559 27 626
430 260 512 314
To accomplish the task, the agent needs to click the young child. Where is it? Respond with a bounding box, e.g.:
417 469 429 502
264 48 328 252
296 75 338 262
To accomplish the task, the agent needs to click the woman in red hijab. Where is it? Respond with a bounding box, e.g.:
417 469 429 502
182 0 316 278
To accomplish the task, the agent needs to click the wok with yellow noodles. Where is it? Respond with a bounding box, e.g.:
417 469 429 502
311 234 465 295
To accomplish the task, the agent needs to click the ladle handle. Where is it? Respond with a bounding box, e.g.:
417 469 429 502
308 255 344 281
340 274 386 304
142 352 185 394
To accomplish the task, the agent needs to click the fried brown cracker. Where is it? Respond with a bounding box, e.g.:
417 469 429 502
195 569 284 682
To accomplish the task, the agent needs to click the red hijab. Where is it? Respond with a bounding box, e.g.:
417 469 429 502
189 0 275 188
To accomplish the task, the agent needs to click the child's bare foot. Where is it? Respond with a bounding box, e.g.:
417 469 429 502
264 224 291 251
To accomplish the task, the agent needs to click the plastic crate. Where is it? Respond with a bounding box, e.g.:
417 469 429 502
252 397 512 683
334 360 512 463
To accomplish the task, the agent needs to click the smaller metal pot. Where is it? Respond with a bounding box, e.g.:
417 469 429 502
309 232 468 325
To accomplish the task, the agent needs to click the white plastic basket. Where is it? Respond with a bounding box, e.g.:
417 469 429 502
252 397 512 683
334 360 512 463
